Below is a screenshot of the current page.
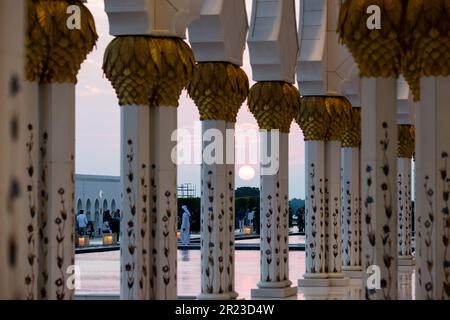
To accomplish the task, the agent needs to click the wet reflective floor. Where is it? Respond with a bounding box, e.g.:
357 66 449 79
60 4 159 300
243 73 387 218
76 248 415 300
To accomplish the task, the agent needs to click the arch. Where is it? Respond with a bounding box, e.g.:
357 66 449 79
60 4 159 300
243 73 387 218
103 199 108 211
86 199 92 221
94 199 100 235
111 199 116 212
77 199 83 213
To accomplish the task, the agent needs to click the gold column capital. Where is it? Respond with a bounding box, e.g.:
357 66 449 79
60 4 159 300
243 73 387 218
337 0 405 78
403 0 450 102
187 62 249 123
325 96 353 142
103 36 195 107
342 107 361 148
398 124 415 159
296 96 330 141
26 0 98 83
248 82 300 133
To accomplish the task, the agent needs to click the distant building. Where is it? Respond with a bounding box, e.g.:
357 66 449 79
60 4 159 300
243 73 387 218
75 175 198 235
75 174 122 236
177 183 197 198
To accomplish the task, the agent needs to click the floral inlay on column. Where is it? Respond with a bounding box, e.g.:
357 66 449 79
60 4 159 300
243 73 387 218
25 124 37 300
124 140 137 299
380 122 394 300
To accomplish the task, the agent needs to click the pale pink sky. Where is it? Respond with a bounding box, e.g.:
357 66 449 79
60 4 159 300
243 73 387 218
75 0 306 198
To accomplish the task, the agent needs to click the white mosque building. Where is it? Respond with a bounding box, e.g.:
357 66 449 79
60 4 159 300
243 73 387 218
75 175 122 236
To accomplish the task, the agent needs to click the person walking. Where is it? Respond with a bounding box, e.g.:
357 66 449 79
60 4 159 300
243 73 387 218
180 205 191 246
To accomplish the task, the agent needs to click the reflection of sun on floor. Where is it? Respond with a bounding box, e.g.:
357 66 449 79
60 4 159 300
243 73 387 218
75 243 416 300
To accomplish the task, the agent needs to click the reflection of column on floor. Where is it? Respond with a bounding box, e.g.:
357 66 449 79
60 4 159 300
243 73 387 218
341 108 362 278
346 279 363 300
0 0 26 300
23 0 98 300
398 269 414 300
297 97 329 287
397 125 415 267
324 97 351 287
187 61 248 301
338 2 404 300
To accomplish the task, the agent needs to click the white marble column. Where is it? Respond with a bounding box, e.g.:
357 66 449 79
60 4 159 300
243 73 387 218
38 84 76 300
188 0 249 300
415 76 450 300
300 141 328 286
397 157 414 266
199 120 234 300
252 131 296 298
149 106 178 300
361 77 398 300
247 0 298 297
104 36 194 300
325 141 348 286
0 0 26 300
23 82 40 300
120 105 151 300
341 147 362 278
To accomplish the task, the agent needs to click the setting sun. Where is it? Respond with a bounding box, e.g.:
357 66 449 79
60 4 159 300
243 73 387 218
238 165 256 181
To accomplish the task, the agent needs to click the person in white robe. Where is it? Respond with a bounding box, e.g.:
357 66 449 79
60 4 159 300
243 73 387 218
180 205 191 245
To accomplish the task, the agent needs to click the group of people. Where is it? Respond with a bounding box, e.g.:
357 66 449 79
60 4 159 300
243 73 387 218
102 209 121 241
76 209 121 241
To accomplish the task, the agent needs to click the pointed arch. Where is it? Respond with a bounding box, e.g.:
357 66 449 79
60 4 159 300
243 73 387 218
77 199 83 213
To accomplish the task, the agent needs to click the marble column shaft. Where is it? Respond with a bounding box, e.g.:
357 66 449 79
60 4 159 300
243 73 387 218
199 120 235 300
361 77 398 300
0 0 26 299
120 105 151 300
397 158 413 263
325 141 345 282
257 131 291 289
38 84 76 300
415 76 450 300
149 106 178 300
303 141 327 281
341 147 362 276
